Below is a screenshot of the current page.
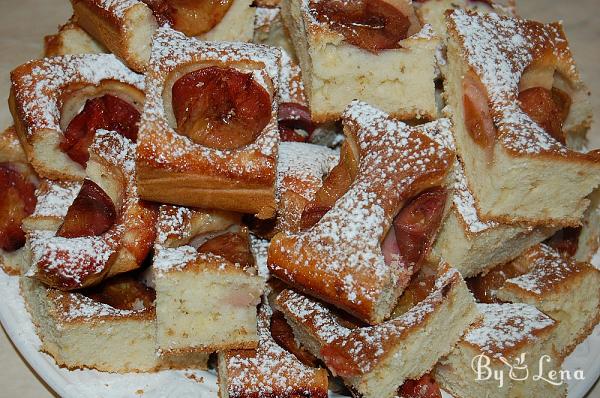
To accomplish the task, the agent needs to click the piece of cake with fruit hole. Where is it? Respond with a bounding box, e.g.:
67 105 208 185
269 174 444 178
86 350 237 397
430 158 557 278
485 243 600 359
275 262 479 398
435 302 566 398
151 205 265 356
217 300 329 398
268 101 455 324
25 130 157 291
44 17 106 57
275 141 339 234
136 27 281 218
21 272 208 372
0 125 39 275
281 0 440 123
9 53 145 181
443 9 599 227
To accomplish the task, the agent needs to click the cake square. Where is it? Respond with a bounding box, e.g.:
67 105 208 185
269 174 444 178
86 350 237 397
268 101 455 324
217 302 329 398
443 10 599 226
281 0 439 122
276 263 479 398
21 274 208 372
71 0 255 71
435 303 566 398
495 243 600 358
152 205 265 355
70 0 158 71
9 54 145 180
136 27 281 218
24 130 157 290
431 159 557 278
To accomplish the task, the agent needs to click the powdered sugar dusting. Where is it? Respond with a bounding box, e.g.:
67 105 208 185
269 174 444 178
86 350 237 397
278 266 461 374
448 10 575 155
465 303 555 357
11 54 144 139
31 181 81 219
93 0 141 19
223 303 326 397
250 235 270 279
270 101 453 317
453 161 497 233
138 27 281 179
276 142 339 203
504 243 586 295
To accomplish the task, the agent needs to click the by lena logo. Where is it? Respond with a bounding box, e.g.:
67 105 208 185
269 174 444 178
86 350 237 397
471 353 585 388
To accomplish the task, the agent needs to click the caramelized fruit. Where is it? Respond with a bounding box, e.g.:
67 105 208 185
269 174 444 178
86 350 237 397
393 187 447 270
399 373 443 398
278 102 314 142
311 0 411 52
144 0 234 37
172 66 271 150
0 164 37 251
57 179 117 238
463 71 496 150
61 94 140 166
518 87 571 144
544 227 582 258
84 275 156 310
197 232 255 268
300 142 359 228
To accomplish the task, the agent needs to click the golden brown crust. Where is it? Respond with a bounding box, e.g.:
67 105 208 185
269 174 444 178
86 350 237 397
70 0 157 71
446 10 598 163
28 131 157 290
9 54 145 180
268 102 455 324
136 27 281 217
219 303 329 398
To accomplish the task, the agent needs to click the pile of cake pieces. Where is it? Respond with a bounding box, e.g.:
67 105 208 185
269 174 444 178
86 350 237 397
1 0 599 397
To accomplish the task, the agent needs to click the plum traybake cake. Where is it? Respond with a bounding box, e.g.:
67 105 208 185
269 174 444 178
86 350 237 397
435 303 567 398
282 0 439 123
70 0 255 71
135 27 281 218
443 10 600 226
151 205 264 356
0 0 599 396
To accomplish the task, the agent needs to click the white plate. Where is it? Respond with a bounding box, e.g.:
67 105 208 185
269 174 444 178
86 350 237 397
1 269 598 398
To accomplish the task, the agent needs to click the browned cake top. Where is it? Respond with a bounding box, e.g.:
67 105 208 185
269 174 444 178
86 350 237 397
137 27 281 180
152 205 257 276
269 101 454 322
222 303 329 398
47 276 155 324
277 265 461 375
447 10 592 157
464 303 555 358
11 54 144 141
276 142 339 203
502 243 593 296
27 131 153 289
